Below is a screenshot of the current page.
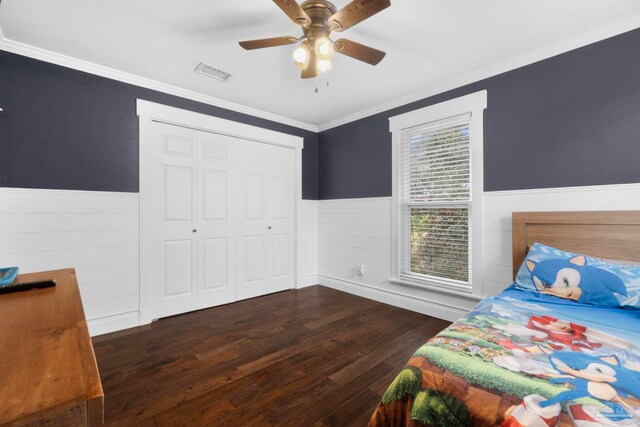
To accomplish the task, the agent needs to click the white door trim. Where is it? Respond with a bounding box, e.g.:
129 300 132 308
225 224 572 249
137 99 305 325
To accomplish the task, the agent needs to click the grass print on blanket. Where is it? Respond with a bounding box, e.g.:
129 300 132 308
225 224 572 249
370 286 640 427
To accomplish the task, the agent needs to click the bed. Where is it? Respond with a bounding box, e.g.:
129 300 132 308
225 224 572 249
370 211 640 427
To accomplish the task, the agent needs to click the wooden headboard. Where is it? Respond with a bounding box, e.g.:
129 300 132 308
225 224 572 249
512 211 640 279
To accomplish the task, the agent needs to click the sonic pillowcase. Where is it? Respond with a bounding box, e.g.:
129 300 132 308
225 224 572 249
514 242 640 309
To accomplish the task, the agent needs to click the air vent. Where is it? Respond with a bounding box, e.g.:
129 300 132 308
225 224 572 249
194 63 233 82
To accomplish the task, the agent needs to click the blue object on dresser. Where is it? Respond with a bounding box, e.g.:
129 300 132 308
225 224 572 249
0 267 19 287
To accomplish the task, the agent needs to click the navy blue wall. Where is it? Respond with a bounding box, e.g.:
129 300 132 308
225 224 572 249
318 29 640 199
3 28 640 201
0 50 319 199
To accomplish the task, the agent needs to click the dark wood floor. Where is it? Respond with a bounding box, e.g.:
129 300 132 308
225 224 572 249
92 286 450 426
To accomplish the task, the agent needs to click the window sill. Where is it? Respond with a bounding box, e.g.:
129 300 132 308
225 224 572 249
389 277 483 301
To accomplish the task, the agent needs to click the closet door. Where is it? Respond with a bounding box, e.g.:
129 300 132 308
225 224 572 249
152 123 198 318
267 145 295 293
196 132 237 309
149 120 297 318
236 140 269 300
236 142 295 300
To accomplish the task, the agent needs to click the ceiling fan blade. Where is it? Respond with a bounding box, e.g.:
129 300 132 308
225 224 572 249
334 38 386 65
239 36 299 50
273 0 312 27
329 0 391 32
301 49 318 79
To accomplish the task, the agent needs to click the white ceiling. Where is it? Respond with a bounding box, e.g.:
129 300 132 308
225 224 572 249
1 0 640 129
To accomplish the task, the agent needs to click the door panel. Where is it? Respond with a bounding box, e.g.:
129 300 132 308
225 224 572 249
152 123 198 318
164 135 194 157
163 166 193 221
267 145 295 293
245 175 266 220
270 176 288 220
202 140 228 160
202 237 228 290
271 233 289 278
163 240 194 296
236 142 269 301
244 236 266 282
203 170 227 220
197 132 236 308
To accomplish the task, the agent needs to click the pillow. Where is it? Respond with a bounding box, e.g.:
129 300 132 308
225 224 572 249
514 242 640 309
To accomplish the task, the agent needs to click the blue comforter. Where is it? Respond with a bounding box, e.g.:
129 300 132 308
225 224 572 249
370 285 640 427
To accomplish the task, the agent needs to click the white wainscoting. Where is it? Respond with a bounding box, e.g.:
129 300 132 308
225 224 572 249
316 197 478 322
0 187 317 336
482 183 640 296
0 188 140 336
299 200 318 288
317 183 640 322
3 184 638 333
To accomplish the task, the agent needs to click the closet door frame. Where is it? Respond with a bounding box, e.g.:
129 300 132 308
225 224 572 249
137 100 304 326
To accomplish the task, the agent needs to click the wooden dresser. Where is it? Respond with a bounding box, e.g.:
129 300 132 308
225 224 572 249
0 269 103 426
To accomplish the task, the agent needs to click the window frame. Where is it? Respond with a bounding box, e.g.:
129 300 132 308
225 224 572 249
389 90 487 297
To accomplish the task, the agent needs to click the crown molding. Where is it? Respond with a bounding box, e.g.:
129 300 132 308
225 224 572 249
317 14 640 132
0 33 319 133
2 12 639 135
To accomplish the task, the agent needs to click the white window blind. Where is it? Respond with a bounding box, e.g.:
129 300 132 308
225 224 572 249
399 113 472 289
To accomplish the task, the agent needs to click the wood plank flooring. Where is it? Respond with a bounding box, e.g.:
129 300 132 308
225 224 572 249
92 286 451 426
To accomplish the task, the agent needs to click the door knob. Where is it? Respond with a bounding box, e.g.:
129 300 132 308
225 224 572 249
192 229 197 233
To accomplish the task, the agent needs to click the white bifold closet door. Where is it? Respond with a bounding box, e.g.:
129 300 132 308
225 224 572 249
198 131 238 309
151 122 294 319
236 139 295 300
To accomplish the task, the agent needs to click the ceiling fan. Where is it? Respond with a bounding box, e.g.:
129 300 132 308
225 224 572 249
239 0 391 79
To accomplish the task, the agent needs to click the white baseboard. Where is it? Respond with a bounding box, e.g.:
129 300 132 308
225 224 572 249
297 274 319 289
87 311 140 337
317 274 468 322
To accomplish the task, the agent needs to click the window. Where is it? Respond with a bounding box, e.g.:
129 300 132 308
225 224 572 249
390 91 487 294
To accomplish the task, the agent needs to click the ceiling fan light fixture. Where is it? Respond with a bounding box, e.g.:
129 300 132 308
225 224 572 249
239 0 391 79
317 59 332 73
315 37 333 60
293 43 311 69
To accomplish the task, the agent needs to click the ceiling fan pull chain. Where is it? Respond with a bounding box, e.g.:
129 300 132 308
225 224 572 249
315 75 319 93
